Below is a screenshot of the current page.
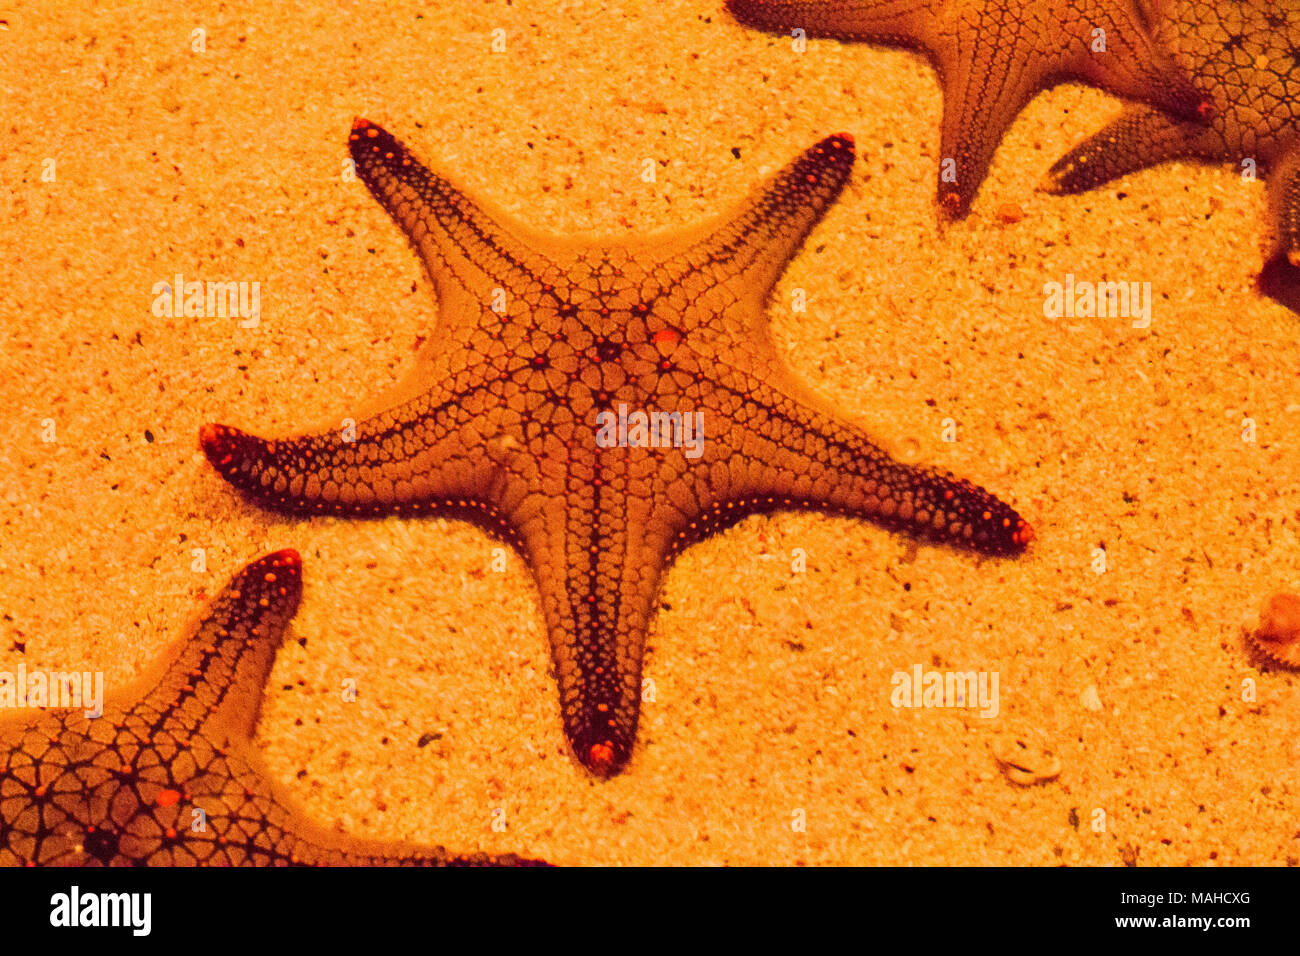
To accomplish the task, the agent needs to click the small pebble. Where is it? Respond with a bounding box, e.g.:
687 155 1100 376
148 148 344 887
1079 684 1102 712
996 202 1025 224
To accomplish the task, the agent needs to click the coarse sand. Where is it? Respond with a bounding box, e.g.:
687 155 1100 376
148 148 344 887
2 1 1298 866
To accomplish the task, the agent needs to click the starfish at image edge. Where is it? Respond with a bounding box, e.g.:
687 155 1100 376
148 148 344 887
726 0 1212 218
201 119 1033 778
0 551 546 866
1041 0 1300 313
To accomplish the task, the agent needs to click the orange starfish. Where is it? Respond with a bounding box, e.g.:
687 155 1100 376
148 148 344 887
0 551 546 866
727 0 1211 217
1042 0 1300 313
201 120 1032 778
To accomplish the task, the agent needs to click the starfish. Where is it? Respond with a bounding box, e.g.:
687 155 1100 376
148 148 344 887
200 119 1033 778
725 0 1212 218
1041 0 1300 313
0 551 544 866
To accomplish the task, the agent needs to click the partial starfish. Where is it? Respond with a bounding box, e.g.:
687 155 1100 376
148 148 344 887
726 0 1212 218
0 551 544 866
200 119 1033 778
1042 0 1300 313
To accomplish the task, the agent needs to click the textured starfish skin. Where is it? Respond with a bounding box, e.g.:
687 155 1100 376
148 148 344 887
0 551 544 866
726 0 1211 218
1042 0 1300 312
201 119 1033 777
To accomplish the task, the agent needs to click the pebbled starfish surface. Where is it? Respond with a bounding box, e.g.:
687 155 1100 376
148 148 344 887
0 551 544 866
200 119 1033 778
726 0 1212 218
1042 0 1300 313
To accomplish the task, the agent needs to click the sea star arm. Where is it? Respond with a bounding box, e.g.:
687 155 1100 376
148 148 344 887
199 394 512 523
1260 145 1300 313
147 552 541 866
927 16 1050 218
202 120 573 522
725 0 1015 217
130 550 304 741
694 368 1031 556
1043 0 1300 315
1062 0 1210 125
927 1 1208 217
531 368 1031 779
218 754 542 866
727 0 935 49
1039 106 1209 194
0 552 548 866
0 551 308 865
514 486 671 777
347 117 564 335
658 132 856 336
727 0 1209 217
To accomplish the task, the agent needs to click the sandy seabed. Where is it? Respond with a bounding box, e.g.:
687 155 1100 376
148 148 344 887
2 1 1298 866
